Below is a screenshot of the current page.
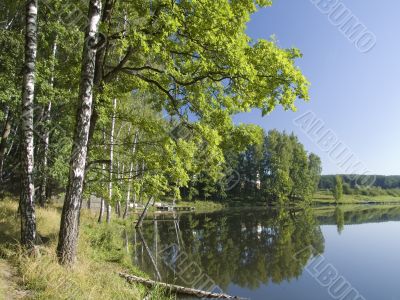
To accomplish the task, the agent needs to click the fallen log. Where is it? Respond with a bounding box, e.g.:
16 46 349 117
118 272 244 299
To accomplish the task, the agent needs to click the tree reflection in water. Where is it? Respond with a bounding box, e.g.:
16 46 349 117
133 208 325 290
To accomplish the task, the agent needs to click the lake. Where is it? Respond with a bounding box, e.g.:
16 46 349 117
132 206 400 300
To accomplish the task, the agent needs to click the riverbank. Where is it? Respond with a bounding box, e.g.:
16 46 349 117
312 191 400 205
0 200 172 300
176 192 400 212
176 200 226 212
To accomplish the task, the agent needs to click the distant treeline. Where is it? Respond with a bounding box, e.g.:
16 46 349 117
319 175 400 190
319 175 400 197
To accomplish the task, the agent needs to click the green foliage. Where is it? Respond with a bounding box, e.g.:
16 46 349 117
1 0 311 210
196 130 322 205
342 182 352 195
263 130 293 202
319 175 400 190
332 175 343 202
261 131 321 205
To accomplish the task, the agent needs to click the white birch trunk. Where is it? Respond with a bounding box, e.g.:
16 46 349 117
123 162 133 218
98 129 106 223
115 161 122 217
123 130 138 219
106 98 117 223
57 0 102 265
20 0 38 250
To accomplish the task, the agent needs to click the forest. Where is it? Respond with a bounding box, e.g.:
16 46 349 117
0 0 316 265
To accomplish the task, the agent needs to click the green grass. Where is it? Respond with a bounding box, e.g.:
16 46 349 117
0 200 174 300
176 200 226 211
179 192 400 210
313 191 400 205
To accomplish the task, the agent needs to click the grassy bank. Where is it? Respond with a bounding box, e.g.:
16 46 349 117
179 192 400 211
177 200 226 211
312 191 400 205
0 200 172 300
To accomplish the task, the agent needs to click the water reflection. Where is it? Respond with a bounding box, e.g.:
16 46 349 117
133 208 325 290
334 207 345 234
132 205 400 297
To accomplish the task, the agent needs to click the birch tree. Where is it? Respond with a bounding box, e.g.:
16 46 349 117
20 0 38 250
123 130 138 219
57 0 102 265
97 129 106 223
106 98 117 223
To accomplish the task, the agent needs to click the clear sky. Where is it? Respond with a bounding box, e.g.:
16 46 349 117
234 0 400 175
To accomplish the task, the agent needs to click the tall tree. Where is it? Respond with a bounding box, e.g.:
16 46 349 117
106 98 117 223
20 0 38 249
97 129 107 223
123 130 138 219
262 130 293 203
259 131 321 204
333 175 343 203
289 134 310 203
57 0 103 265
308 153 322 194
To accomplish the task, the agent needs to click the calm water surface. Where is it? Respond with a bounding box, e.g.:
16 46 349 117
132 206 400 300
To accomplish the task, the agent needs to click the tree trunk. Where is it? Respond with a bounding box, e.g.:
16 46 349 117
106 98 117 223
123 162 133 219
106 200 111 223
123 130 138 219
134 163 139 206
119 273 242 299
98 196 104 223
57 0 102 265
135 197 153 228
138 161 145 204
37 37 57 207
0 107 12 182
87 0 116 161
116 201 121 217
98 129 106 223
116 162 123 218
115 161 120 217
20 0 38 250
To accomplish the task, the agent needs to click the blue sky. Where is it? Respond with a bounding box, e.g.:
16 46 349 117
234 0 400 175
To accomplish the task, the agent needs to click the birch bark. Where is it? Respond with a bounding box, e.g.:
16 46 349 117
57 0 102 265
106 98 117 223
20 0 38 249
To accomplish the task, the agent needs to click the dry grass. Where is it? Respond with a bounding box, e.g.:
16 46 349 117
0 200 172 300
